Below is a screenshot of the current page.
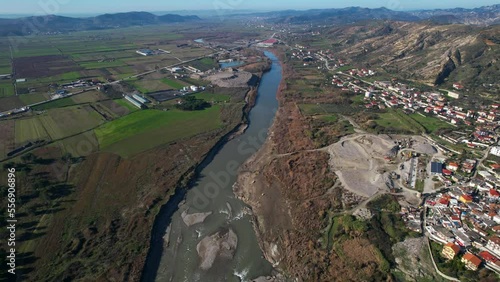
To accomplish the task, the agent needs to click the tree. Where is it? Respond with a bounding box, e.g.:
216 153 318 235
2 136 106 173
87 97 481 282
21 153 36 163
176 96 210 111
62 153 73 163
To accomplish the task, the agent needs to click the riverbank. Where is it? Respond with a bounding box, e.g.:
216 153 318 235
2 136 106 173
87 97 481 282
233 47 342 280
141 53 273 281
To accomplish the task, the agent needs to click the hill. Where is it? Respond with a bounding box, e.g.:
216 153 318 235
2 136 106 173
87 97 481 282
0 12 200 36
311 22 500 93
260 5 500 26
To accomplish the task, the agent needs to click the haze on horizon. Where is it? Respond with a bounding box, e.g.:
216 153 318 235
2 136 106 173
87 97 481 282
1 0 499 15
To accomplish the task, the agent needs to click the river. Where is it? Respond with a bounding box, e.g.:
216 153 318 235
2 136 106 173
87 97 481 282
142 51 281 282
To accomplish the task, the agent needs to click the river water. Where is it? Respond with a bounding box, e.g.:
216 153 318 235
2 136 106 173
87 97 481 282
142 51 281 282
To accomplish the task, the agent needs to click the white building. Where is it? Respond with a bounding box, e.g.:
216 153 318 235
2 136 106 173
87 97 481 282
447 91 461 99
491 146 500 157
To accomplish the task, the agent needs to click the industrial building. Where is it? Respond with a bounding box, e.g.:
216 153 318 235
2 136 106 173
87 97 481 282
431 162 443 175
124 95 144 109
256 38 278 48
132 94 150 104
136 49 154 56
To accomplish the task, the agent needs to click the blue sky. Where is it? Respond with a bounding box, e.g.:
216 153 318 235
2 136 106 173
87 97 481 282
1 0 499 14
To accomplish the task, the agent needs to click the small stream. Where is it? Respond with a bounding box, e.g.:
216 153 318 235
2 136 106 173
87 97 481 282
142 51 282 282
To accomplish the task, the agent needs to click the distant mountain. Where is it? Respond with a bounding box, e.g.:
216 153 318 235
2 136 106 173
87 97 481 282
260 5 500 26
409 4 500 25
265 7 420 24
0 12 200 36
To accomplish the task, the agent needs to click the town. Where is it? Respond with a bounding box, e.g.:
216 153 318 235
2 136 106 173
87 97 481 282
285 40 500 277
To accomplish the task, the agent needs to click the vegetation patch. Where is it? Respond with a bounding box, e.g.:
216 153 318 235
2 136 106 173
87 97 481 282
38 106 105 140
95 106 223 157
409 113 454 134
15 118 50 145
161 78 187 89
0 82 14 97
19 93 48 105
32 97 76 111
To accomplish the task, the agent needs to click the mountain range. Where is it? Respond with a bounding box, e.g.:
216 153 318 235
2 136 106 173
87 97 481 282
0 12 200 36
260 5 500 26
1 5 499 37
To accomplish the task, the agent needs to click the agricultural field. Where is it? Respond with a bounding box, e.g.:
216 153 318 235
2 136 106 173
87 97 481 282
96 99 132 119
95 106 223 157
409 113 454 134
31 97 77 111
193 93 231 102
0 120 15 159
318 114 338 123
0 81 14 97
0 96 24 112
14 117 50 145
0 65 11 74
38 105 105 140
128 77 176 93
13 55 82 78
70 91 108 104
161 78 189 90
18 93 49 105
190 57 218 72
56 131 99 157
113 98 140 113
375 111 418 134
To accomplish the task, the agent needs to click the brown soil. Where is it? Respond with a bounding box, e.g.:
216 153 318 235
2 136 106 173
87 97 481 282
0 96 24 111
13 55 82 79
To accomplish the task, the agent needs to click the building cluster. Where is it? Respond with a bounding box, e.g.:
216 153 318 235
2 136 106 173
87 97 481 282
414 180 500 273
289 47 347 68
136 48 170 56
357 78 500 131
256 38 278 48
60 79 102 89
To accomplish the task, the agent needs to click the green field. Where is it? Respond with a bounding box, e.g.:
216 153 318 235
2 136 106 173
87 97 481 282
161 78 187 89
32 97 77 111
318 114 339 123
375 110 424 134
15 118 50 145
0 65 11 74
19 93 48 105
409 113 454 134
376 111 415 133
114 98 140 112
39 106 105 140
299 104 327 115
0 82 14 97
80 60 128 69
56 131 99 157
193 93 230 102
95 107 222 157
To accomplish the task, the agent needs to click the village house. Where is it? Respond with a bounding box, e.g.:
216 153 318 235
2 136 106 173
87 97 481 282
442 242 461 260
461 253 482 271
486 236 500 257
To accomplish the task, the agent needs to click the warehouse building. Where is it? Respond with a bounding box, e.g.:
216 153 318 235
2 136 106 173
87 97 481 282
132 94 150 104
124 95 144 109
431 162 444 175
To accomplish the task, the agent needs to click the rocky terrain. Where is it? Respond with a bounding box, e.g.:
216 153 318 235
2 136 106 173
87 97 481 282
392 237 445 282
196 228 238 270
206 69 257 88
324 22 499 92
